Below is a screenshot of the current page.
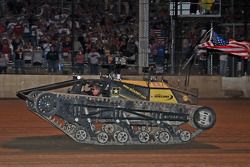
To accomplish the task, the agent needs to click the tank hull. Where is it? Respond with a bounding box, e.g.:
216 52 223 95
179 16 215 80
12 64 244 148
24 90 215 145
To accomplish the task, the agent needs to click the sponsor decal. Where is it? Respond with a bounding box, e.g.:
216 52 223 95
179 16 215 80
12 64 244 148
112 87 120 96
150 89 177 103
153 94 173 100
122 84 147 100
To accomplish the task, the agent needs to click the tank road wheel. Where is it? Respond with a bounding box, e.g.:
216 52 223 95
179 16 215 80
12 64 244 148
103 124 115 134
97 131 109 144
193 107 216 130
35 92 59 117
117 131 129 144
138 126 152 133
179 130 191 142
63 122 69 131
138 131 150 143
26 91 40 112
113 131 120 140
158 131 170 144
66 124 77 135
75 129 87 142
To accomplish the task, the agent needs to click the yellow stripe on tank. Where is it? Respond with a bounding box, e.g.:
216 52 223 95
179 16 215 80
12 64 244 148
120 80 169 88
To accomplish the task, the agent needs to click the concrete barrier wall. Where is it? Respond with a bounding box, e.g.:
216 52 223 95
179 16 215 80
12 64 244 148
0 75 249 98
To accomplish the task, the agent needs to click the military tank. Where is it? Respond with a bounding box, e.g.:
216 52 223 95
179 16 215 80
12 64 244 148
17 61 216 145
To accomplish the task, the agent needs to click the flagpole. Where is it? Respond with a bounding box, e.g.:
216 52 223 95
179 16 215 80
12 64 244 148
209 22 213 41
207 22 214 75
181 27 212 71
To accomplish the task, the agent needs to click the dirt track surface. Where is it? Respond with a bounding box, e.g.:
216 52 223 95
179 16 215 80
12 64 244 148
0 99 250 167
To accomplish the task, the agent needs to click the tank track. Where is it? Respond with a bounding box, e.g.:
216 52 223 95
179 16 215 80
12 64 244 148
25 91 215 145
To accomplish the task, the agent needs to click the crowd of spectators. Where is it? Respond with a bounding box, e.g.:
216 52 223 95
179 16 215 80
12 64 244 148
0 0 249 76
0 0 142 74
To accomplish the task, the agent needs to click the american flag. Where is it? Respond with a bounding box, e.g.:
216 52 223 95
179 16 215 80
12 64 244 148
199 29 250 59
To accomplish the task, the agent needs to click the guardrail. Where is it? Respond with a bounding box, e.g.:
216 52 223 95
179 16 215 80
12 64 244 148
1 75 250 98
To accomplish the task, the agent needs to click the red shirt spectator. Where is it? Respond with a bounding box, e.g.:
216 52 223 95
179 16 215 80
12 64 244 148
13 23 24 37
62 37 72 53
0 24 5 33
1 39 11 55
75 51 85 64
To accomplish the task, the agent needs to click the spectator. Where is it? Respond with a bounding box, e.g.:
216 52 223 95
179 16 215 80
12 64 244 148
182 39 191 57
22 23 31 41
126 39 138 64
0 38 11 61
109 38 119 54
12 38 24 55
197 49 208 75
13 21 24 38
104 49 114 73
220 54 228 76
32 46 43 66
23 41 33 65
14 46 25 74
41 37 51 58
0 52 8 74
61 36 72 62
119 40 128 57
46 46 59 73
0 23 6 33
156 41 166 65
150 39 158 63
75 50 85 75
88 48 101 75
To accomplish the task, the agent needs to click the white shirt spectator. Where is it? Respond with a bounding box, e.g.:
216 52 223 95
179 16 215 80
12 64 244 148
23 24 30 33
7 22 16 31
58 28 70 35
88 51 101 64
32 47 43 65
42 42 51 57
